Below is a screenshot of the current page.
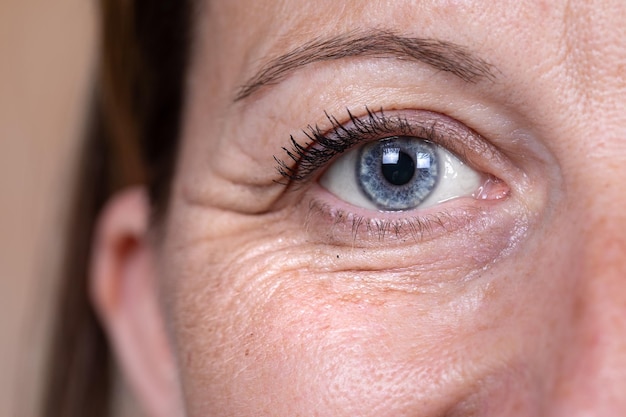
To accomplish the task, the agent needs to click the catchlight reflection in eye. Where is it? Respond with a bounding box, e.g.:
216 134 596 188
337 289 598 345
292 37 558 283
319 136 481 211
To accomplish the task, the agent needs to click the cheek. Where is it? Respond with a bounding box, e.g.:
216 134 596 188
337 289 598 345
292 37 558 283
158 223 564 417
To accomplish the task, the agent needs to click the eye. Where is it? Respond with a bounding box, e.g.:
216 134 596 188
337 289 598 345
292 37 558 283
319 135 481 211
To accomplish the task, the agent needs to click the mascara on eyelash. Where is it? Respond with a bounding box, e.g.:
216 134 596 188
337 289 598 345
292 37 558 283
273 107 422 184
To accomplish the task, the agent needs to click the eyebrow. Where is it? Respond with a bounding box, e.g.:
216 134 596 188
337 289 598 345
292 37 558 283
235 29 496 102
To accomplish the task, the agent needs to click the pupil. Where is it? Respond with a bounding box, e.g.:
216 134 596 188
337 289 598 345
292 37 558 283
381 150 415 186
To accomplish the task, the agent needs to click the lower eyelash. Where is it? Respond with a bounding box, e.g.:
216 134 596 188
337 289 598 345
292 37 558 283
306 199 478 244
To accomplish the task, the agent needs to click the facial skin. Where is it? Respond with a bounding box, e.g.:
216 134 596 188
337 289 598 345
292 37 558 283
91 0 626 416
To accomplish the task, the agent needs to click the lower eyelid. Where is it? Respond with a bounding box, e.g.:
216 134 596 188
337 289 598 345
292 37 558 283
299 183 506 246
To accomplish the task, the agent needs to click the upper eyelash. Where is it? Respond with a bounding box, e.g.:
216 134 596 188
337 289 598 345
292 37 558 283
274 107 428 184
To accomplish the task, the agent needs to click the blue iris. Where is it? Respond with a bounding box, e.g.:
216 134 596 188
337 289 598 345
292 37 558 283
357 137 439 210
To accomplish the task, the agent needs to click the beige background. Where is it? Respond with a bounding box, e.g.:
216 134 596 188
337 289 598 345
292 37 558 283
0 0 96 415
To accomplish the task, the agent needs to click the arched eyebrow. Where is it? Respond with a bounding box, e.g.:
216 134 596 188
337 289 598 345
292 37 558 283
235 29 497 102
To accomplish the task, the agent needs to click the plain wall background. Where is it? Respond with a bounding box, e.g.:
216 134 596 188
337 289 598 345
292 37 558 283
0 1 96 415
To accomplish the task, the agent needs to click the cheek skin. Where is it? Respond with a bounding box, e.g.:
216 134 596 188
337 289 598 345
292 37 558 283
157 200 543 417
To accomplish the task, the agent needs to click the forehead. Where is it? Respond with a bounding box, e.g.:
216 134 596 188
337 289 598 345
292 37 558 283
190 0 625 112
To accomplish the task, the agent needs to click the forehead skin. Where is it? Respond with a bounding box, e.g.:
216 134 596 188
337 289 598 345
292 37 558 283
157 0 626 416
197 0 626 102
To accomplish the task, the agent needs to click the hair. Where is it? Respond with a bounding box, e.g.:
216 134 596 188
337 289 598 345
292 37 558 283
41 1 193 416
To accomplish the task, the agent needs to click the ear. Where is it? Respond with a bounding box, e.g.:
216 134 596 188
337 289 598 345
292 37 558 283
89 187 184 417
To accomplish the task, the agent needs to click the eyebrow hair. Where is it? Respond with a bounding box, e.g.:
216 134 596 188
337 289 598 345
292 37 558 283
235 29 496 102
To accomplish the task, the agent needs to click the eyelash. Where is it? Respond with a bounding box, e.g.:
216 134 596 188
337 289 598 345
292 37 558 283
275 107 447 184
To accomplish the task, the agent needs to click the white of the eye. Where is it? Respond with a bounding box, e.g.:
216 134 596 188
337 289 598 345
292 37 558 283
319 145 481 211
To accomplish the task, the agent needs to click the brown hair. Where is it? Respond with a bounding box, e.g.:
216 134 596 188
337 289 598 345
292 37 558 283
42 1 192 416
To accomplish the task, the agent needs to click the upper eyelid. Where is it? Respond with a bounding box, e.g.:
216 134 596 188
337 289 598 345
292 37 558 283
274 108 497 186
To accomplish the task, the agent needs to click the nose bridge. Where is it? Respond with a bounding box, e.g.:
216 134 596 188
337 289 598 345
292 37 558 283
577 209 626 343
550 190 626 414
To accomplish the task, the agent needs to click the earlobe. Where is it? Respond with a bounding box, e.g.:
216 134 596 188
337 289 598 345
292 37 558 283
90 187 184 417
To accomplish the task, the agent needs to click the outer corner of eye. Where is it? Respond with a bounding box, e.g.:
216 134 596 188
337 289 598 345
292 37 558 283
318 136 503 212
319 147 379 210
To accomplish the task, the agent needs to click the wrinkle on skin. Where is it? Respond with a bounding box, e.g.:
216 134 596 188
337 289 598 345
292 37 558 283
144 0 626 415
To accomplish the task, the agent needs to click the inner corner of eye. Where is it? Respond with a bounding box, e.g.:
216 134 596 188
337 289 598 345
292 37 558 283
473 175 511 201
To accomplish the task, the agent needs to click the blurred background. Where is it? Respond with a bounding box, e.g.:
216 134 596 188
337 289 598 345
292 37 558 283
0 0 96 415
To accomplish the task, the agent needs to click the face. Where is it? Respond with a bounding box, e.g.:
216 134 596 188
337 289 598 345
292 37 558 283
97 0 626 416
